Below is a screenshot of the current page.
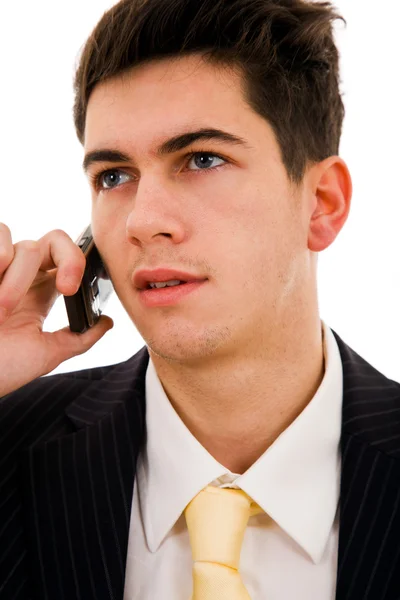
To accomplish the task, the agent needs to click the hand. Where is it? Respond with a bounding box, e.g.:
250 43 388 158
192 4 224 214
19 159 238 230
0 223 114 398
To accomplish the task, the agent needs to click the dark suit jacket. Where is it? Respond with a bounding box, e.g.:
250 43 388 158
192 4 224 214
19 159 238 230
1 328 400 600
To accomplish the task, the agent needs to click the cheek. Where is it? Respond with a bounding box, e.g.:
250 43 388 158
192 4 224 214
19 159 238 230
91 199 128 244
91 219 126 277
91 200 121 230
225 204 296 287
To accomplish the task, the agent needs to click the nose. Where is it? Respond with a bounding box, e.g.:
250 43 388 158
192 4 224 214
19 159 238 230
125 177 186 246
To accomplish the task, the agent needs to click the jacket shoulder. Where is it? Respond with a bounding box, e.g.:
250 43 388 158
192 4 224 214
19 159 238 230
0 362 121 448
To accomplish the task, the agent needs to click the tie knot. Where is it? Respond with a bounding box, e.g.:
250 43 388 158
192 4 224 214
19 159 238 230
184 486 263 571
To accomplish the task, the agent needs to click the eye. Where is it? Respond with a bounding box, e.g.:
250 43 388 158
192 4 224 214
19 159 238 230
185 152 227 171
92 169 132 191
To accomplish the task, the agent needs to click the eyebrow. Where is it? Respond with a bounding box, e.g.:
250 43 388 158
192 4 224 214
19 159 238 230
82 128 252 173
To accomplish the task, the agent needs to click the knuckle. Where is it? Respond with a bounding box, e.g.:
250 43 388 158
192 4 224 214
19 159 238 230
16 240 41 253
52 229 74 244
0 222 11 236
40 228 71 245
52 228 70 238
0 245 13 264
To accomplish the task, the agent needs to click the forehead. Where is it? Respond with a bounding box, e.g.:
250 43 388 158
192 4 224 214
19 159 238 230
84 56 251 141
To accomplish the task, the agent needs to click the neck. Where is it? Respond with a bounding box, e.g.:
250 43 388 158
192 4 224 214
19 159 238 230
149 316 325 475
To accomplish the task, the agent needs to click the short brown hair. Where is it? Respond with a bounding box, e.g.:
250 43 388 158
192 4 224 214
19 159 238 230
73 0 346 184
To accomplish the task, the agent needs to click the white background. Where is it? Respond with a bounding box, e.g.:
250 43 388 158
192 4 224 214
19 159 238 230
0 1 399 378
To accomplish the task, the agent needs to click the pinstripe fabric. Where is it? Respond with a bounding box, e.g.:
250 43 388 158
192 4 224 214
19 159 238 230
1 328 400 599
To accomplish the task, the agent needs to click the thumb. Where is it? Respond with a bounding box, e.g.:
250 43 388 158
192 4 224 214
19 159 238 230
49 315 114 364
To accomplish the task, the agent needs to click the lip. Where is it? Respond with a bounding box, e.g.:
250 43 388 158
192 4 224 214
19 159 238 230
138 280 207 307
133 268 207 290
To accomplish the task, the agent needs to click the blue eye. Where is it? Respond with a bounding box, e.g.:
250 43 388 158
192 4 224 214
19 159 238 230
95 170 131 190
186 152 226 171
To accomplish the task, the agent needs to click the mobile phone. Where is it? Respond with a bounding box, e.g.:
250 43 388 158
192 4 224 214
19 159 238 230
63 224 114 334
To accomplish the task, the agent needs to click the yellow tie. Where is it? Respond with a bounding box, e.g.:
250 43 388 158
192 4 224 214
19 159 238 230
183 485 263 599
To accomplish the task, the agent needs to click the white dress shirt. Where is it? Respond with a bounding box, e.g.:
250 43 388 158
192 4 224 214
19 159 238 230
123 319 343 599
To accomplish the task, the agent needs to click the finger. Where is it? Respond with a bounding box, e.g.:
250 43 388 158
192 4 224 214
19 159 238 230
0 223 15 281
42 315 115 372
0 241 43 314
37 229 87 294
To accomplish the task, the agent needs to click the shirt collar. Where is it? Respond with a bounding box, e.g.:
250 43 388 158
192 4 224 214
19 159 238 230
137 319 343 564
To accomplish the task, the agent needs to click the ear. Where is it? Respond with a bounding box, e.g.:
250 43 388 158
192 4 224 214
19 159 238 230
307 156 353 253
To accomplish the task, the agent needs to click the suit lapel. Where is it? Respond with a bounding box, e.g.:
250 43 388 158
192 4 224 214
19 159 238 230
20 346 149 600
332 330 400 600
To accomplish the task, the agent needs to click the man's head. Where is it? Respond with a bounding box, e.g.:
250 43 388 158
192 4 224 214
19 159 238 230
75 0 352 364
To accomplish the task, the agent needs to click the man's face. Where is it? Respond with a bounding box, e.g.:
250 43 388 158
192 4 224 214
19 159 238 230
84 55 314 361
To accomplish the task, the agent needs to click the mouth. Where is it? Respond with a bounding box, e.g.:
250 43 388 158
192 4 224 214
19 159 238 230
144 279 204 290
134 268 208 291
137 279 208 307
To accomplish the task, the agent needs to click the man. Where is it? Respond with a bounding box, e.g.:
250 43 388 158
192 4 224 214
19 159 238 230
0 0 399 598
